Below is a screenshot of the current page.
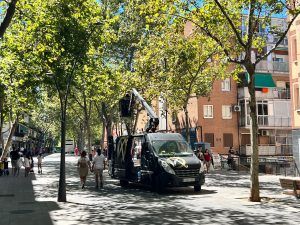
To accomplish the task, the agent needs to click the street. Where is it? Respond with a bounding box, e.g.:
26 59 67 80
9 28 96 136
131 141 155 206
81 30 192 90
1 153 300 225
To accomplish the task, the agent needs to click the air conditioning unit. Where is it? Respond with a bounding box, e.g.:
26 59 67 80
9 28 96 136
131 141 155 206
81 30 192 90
261 130 270 136
233 105 241 112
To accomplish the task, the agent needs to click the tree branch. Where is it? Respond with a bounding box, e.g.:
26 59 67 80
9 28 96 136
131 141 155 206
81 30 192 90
256 13 300 64
160 12 243 64
0 0 18 39
247 0 261 48
214 0 246 48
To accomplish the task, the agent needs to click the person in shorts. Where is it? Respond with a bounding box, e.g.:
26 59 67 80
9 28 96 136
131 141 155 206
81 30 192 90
10 148 20 176
92 149 105 189
37 153 43 174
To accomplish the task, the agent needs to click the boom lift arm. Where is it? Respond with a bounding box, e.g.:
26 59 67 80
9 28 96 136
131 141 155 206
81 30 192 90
131 88 159 133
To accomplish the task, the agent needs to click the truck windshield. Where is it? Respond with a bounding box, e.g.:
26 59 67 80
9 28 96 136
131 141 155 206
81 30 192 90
151 140 193 156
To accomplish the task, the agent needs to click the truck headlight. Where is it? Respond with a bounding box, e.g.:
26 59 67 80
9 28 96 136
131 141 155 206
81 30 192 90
160 160 176 175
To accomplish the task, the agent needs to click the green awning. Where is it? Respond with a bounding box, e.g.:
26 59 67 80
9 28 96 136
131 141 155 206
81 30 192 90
246 73 276 88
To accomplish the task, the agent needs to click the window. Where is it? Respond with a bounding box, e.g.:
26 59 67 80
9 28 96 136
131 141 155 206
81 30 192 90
223 133 233 147
292 38 298 61
276 81 286 88
222 105 232 119
221 78 231 91
204 133 214 147
257 101 268 126
203 105 213 118
294 85 300 110
274 57 283 62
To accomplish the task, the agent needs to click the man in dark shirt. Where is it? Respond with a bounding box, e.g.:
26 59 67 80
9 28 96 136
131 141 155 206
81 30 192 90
10 148 20 176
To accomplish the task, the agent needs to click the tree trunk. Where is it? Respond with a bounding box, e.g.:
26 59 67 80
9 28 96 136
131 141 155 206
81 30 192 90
247 65 260 202
58 102 67 202
0 90 4 149
0 116 18 160
0 0 18 39
183 106 190 144
86 118 91 153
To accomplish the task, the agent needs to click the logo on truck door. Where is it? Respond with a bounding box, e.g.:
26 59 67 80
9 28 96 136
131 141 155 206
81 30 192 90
166 157 188 169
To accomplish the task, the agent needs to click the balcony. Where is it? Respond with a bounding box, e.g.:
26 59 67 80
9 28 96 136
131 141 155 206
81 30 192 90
256 88 290 100
257 115 291 127
241 115 291 128
240 144 293 156
238 87 290 100
267 36 288 46
256 61 289 73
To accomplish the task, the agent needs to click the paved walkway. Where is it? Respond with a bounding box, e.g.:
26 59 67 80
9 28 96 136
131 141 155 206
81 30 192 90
1 153 300 225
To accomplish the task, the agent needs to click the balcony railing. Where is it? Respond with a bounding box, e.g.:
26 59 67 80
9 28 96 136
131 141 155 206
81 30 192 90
256 61 289 73
255 88 290 100
240 115 291 127
238 87 291 100
240 144 293 156
257 115 291 127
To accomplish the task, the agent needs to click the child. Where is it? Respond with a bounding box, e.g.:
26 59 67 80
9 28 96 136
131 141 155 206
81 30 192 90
37 153 43 174
23 155 31 177
3 158 9 176
0 161 4 176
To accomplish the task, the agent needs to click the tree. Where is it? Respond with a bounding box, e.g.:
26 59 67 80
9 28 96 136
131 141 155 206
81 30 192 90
23 0 104 202
135 23 231 142
0 7 42 160
146 0 300 201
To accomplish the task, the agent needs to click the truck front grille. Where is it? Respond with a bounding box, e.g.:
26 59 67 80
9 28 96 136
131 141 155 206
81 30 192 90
174 169 199 178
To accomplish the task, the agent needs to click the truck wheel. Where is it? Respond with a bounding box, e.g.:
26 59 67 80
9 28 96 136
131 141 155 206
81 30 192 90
120 180 129 187
194 185 201 192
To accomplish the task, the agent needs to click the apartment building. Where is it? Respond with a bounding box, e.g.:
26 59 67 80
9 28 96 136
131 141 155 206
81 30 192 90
134 18 293 174
289 13 300 170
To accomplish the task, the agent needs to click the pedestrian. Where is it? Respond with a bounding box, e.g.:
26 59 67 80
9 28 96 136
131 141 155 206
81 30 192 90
0 160 3 176
210 152 214 169
37 153 43 174
196 147 204 161
227 147 234 170
203 149 211 173
3 158 9 176
77 151 91 189
23 155 31 177
10 147 20 176
29 155 34 173
92 149 106 189
74 147 79 156
15 157 22 176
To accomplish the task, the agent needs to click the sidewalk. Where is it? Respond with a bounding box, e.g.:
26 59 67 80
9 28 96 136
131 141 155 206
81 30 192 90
1 153 300 225
0 170 59 225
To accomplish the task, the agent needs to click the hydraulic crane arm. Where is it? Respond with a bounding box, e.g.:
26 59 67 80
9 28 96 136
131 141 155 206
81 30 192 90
131 88 159 133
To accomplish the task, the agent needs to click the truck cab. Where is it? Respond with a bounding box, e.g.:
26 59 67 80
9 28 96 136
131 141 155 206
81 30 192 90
111 132 205 193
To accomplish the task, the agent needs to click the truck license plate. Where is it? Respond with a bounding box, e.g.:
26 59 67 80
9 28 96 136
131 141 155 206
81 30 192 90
182 178 195 182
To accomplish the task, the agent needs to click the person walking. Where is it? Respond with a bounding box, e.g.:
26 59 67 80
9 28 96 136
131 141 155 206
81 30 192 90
23 155 31 177
10 148 20 176
92 149 106 189
203 149 211 173
3 158 9 176
77 151 91 189
15 157 22 176
37 153 43 174
227 147 235 170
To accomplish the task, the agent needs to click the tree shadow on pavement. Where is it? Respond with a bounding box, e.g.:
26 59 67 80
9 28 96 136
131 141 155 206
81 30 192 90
0 168 60 225
33 155 300 225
